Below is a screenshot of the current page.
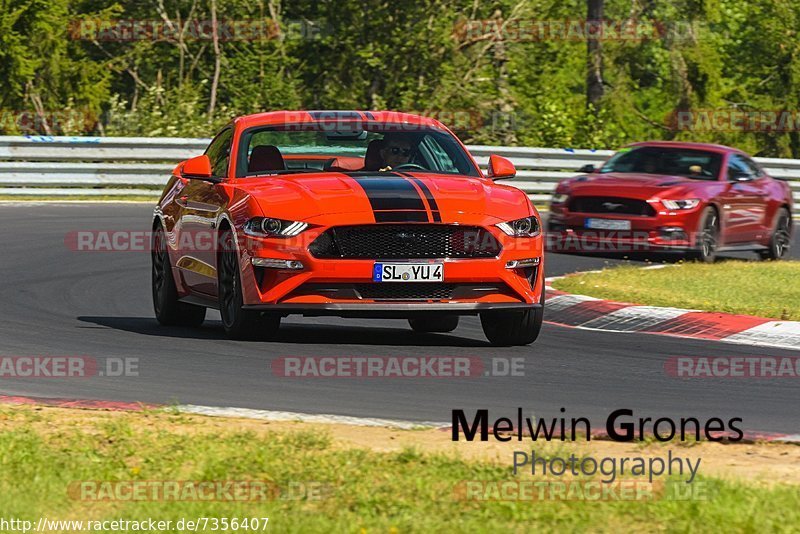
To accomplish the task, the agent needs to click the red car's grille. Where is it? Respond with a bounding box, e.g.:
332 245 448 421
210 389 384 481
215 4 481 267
568 196 656 217
308 224 501 259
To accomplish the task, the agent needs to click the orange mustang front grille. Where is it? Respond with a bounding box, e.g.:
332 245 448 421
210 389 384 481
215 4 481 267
308 224 502 259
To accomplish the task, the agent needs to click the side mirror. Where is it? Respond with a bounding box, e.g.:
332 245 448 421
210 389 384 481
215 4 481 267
578 164 596 173
487 154 516 180
181 155 219 182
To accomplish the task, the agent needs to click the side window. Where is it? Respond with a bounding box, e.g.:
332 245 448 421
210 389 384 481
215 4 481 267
205 128 233 178
742 156 763 178
418 134 459 173
727 155 755 181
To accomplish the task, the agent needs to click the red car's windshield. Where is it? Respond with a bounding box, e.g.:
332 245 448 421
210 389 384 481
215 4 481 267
236 123 480 178
600 146 723 181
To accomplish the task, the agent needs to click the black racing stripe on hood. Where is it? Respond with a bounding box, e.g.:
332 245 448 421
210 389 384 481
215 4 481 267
374 211 429 222
403 175 442 223
349 174 428 213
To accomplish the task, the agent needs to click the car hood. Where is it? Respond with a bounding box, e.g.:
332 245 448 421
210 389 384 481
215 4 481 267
561 172 715 199
234 172 530 224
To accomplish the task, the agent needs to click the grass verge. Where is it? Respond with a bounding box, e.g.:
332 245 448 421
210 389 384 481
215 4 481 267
0 405 798 532
552 261 800 320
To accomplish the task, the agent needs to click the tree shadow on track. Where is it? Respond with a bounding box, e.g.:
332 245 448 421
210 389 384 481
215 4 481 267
76 316 490 347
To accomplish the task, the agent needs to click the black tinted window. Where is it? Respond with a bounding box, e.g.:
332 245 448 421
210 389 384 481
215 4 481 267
600 147 722 180
236 123 480 177
727 155 756 181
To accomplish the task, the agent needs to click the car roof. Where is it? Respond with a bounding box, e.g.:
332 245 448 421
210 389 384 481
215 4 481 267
235 110 447 130
626 140 746 155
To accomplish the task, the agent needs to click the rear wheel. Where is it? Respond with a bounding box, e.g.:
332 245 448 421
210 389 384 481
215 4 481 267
218 229 280 340
408 315 459 333
759 208 792 260
480 291 544 346
689 207 719 263
151 226 206 327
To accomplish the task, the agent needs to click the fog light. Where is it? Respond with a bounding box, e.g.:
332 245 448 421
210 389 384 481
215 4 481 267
659 227 688 241
505 257 541 269
251 258 305 269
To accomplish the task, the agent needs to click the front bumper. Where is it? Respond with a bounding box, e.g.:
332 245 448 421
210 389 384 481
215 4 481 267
236 224 545 308
242 302 541 318
547 204 704 253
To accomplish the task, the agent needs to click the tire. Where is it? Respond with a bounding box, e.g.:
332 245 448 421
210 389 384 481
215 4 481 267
218 229 280 340
408 315 459 333
152 225 206 327
480 291 544 347
759 208 792 261
689 207 719 263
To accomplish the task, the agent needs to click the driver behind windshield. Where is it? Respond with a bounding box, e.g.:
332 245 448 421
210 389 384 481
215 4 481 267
379 134 417 171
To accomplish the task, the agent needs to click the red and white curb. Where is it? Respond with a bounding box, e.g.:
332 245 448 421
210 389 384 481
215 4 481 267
545 277 800 352
1 394 799 444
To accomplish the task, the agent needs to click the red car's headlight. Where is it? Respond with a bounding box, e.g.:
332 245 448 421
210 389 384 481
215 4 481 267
661 199 700 210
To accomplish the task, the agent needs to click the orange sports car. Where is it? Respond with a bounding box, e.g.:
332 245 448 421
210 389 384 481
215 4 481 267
152 111 544 345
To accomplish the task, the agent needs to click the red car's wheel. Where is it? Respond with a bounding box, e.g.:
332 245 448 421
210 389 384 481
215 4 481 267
690 207 719 263
760 208 792 260
408 315 459 333
218 229 280 340
152 226 206 327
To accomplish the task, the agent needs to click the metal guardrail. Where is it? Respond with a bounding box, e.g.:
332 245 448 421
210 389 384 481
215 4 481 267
0 136 798 210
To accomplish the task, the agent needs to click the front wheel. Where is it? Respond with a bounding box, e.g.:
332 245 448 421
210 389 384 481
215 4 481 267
759 208 792 261
218 230 280 340
480 292 544 346
689 207 719 263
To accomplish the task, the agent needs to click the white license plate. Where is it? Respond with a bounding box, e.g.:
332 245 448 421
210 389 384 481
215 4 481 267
373 263 444 282
585 218 631 231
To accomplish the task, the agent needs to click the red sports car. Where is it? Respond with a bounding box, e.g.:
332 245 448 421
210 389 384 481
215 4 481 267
152 111 545 345
548 141 793 261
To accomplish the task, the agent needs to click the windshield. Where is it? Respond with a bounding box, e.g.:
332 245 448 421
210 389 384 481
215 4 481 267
236 123 480 178
600 146 722 180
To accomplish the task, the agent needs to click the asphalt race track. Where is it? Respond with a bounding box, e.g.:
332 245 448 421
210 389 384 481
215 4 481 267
1 203 798 433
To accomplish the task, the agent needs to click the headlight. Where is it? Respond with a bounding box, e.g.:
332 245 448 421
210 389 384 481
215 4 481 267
661 199 700 210
244 217 309 237
496 216 541 237
551 193 569 204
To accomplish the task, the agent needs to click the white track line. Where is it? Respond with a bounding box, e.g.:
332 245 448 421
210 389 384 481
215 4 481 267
176 404 448 430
